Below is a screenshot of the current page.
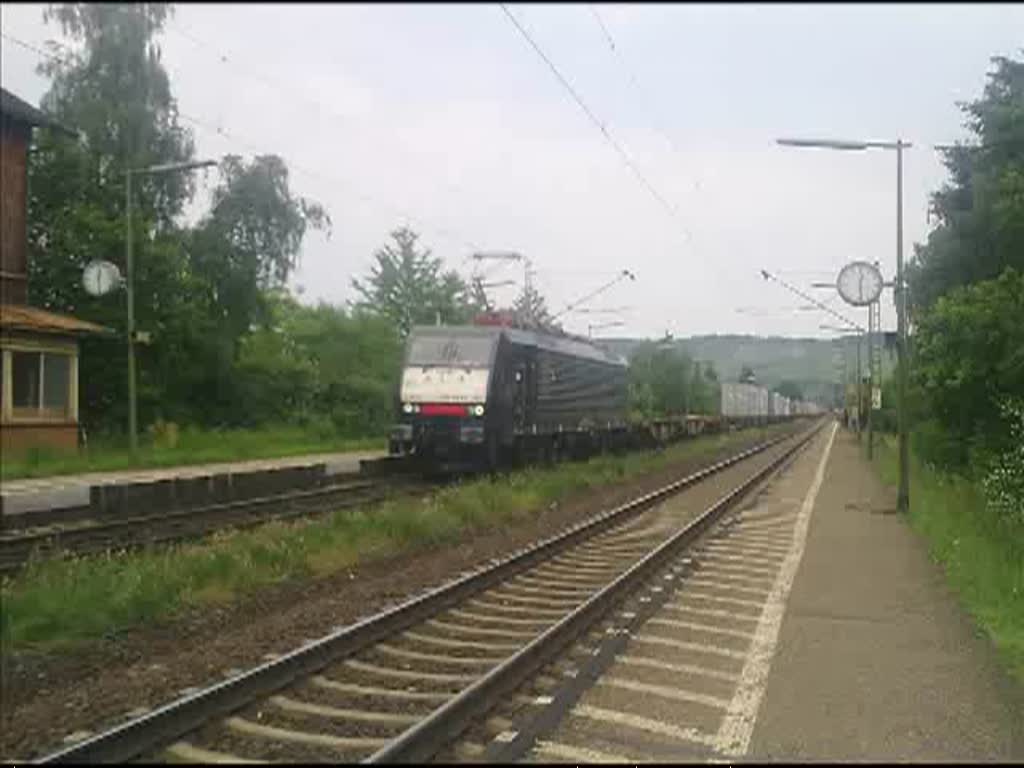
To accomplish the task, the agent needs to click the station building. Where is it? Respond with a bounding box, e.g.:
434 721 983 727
1 87 111 455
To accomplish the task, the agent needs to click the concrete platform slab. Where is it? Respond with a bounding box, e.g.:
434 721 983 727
747 428 1024 762
0 450 385 514
522 423 1024 762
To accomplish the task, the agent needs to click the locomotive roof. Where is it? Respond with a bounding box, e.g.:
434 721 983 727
408 324 627 367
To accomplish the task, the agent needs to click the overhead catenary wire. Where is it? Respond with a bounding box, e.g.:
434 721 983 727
163 18 487 257
760 269 865 333
2 30 484 257
586 5 703 194
498 4 693 245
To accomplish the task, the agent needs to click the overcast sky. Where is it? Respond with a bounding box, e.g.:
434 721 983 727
2 3 1021 340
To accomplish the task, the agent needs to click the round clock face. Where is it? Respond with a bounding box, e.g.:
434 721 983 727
836 261 883 306
82 260 123 297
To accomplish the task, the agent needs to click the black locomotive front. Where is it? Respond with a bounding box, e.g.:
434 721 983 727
389 326 507 471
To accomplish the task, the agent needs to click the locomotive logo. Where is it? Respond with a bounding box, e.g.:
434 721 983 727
440 340 460 363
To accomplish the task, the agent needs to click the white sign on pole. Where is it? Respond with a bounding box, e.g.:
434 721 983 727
872 386 882 410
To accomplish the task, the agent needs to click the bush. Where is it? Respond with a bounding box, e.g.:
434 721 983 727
981 398 1024 529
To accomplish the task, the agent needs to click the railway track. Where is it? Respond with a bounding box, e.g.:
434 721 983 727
0 476 430 576
36 418 825 764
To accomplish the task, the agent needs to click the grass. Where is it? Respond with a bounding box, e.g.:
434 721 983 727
873 436 1024 683
0 425 385 482
0 424 792 654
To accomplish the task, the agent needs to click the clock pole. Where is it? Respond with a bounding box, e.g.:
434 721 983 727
866 301 874 460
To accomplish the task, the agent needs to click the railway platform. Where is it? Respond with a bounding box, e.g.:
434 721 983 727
746 427 1024 761
528 423 1024 762
0 448 386 516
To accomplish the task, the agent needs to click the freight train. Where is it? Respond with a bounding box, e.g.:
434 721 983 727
388 318 821 473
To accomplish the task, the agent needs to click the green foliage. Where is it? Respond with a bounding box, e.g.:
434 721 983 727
773 380 803 402
231 292 401 435
28 3 200 430
909 55 1024 314
911 268 1024 469
603 336 857 406
24 4 334 437
905 52 1024 474
0 425 382 481
873 437 1024 683
0 426 788 651
512 282 556 329
981 398 1024 529
351 227 473 338
627 341 715 417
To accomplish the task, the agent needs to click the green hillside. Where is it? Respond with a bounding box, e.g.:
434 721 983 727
600 334 897 406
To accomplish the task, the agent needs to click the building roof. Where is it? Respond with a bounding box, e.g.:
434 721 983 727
0 87 77 136
0 304 113 337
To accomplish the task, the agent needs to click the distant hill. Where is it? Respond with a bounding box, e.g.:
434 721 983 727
599 334 896 406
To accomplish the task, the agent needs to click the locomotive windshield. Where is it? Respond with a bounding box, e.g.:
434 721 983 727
407 333 496 368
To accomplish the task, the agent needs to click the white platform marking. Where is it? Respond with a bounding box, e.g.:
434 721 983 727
699 551 784 568
533 739 640 764
647 616 754 639
572 704 717 747
697 561 780 580
663 604 761 623
631 634 746 659
597 675 731 709
713 422 837 757
618 654 741 682
670 592 765 609
684 579 770 597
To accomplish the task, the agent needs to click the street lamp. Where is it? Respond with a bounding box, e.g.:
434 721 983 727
777 136 911 513
125 158 218 452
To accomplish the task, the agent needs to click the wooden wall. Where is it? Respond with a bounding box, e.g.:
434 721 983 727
0 117 30 306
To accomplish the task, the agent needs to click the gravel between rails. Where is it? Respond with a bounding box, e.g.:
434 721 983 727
136 432 807 763
1 426 802 761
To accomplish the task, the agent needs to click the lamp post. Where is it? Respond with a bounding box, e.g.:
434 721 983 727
125 159 217 452
777 137 911 513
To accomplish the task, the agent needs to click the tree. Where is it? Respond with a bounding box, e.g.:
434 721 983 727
352 227 471 337
27 2 199 431
774 380 803 402
234 294 401 435
189 156 330 349
909 54 1024 314
905 53 1024 472
26 4 331 432
703 362 722 415
628 341 694 417
911 268 1024 469
37 3 196 221
512 283 556 330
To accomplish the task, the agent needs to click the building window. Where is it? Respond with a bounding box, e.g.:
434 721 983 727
9 349 73 420
12 351 40 409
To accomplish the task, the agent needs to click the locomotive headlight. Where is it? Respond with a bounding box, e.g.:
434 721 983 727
472 404 485 417
402 403 414 414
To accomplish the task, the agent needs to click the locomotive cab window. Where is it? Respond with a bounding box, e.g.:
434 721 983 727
407 334 496 368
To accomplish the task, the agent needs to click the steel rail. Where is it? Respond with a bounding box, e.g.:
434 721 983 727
0 478 428 574
367 421 822 763
36 424 812 764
